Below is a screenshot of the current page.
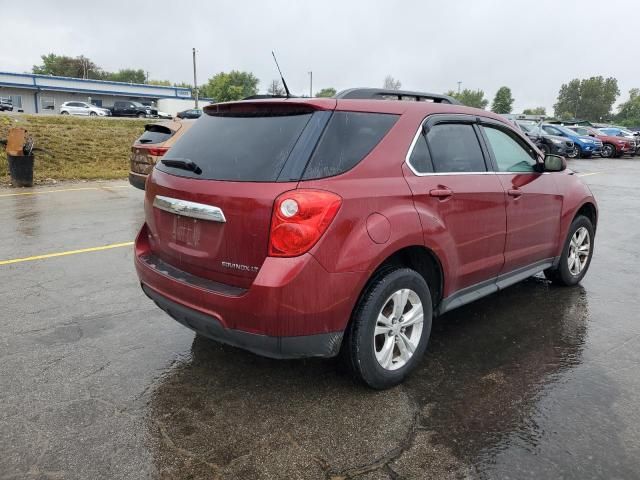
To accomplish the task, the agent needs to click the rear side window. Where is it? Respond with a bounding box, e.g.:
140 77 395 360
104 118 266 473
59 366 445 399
302 112 398 179
426 123 486 173
408 134 434 173
137 125 174 144
156 111 312 181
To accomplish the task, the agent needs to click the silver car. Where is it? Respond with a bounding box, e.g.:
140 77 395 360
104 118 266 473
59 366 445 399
60 101 111 117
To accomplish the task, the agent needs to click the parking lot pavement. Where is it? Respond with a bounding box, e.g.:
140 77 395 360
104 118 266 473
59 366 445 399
1 161 639 479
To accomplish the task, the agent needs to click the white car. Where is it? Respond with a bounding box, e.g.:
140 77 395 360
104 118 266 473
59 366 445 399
60 101 111 117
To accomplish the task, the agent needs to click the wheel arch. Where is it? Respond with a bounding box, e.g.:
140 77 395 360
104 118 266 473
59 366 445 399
575 201 598 231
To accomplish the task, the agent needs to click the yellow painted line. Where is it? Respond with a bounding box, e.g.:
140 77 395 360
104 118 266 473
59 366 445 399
0 241 134 266
577 172 604 177
0 185 129 198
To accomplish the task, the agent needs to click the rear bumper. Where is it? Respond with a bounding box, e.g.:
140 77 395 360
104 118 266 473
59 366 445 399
134 224 365 358
129 172 147 190
142 284 343 358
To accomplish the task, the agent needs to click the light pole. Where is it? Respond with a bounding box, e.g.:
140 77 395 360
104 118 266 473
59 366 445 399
309 71 313 98
192 48 198 109
457 81 462 94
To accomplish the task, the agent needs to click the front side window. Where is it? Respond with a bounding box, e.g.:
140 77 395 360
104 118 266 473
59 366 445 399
483 127 537 173
542 125 563 136
426 123 486 173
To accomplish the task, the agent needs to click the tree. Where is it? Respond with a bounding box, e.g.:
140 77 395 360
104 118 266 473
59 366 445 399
315 87 337 98
616 89 640 127
522 107 546 116
383 75 402 90
267 79 285 96
33 54 102 79
491 86 514 114
200 71 259 102
445 89 489 109
147 79 172 86
553 76 619 121
104 69 146 83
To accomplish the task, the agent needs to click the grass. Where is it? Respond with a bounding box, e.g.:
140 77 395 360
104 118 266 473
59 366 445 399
0 114 147 184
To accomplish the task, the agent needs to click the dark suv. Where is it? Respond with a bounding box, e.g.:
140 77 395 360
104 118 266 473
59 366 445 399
135 88 597 389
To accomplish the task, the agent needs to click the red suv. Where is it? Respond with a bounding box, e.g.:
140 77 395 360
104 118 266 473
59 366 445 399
135 88 597 389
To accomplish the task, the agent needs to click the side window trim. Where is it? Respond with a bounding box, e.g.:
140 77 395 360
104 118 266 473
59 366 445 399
405 114 491 175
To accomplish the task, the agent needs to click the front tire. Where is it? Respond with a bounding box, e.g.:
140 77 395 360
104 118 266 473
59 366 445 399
544 215 594 286
343 268 432 389
601 143 615 158
60 111 69 115
137 112 145 118
567 146 580 159
89 111 97 117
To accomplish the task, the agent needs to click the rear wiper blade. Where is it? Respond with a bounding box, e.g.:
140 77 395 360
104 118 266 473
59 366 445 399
161 158 202 175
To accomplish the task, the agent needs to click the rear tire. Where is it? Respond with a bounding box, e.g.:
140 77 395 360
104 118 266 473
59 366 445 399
544 215 594 286
137 112 145 118
601 143 615 158
89 111 97 117
61 111 69 115
343 267 432 389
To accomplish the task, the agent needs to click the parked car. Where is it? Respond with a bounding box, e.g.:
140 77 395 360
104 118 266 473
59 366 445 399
598 127 639 155
109 101 158 118
134 88 597 389
59 101 111 117
0 97 13 111
156 111 173 120
176 108 202 119
566 125 633 158
541 124 602 158
514 120 574 156
129 119 194 190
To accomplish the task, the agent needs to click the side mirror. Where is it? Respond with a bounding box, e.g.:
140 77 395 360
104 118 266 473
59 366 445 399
588 134 595 137
544 154 566 172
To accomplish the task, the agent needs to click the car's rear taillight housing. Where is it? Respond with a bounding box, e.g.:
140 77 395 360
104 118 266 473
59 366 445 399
268 190 342 257
139 146 169 157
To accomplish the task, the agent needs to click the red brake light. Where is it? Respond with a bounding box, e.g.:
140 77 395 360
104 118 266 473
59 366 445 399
269 190 342 257
138 146 169 157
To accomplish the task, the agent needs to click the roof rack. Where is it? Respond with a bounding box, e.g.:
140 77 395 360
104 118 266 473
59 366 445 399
335 88 461 105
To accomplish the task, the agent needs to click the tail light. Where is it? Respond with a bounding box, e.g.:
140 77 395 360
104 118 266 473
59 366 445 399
138 146 169 157
268 190 342 257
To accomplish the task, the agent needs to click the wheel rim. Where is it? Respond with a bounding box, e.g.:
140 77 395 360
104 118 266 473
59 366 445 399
374 289 424 371
603 145 614 157
567 147 578 158
568 227 590 276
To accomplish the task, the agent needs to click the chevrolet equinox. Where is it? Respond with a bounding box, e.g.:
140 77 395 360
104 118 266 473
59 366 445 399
135 88 597 389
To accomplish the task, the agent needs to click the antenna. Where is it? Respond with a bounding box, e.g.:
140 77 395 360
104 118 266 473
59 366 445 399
271 51 291 98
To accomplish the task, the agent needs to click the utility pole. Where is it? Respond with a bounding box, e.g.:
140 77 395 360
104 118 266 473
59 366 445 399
192 48 199 109
309 71 313 98
457 81 462 94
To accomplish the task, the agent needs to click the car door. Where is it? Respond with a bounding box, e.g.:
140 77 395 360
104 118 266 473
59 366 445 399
479 122 562 275
77 102 91 115
404 116 507 296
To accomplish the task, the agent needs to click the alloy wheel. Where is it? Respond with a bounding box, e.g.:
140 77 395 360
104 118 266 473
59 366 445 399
602 144 615 158
374 289 424 371
568 226 590 276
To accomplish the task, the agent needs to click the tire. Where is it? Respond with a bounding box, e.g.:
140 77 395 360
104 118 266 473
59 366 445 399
567 145 580 159
544 215 594 286
61 111 69 115
89 111 97 117
342 267 433 389
137 112 145 118
601 143 615 158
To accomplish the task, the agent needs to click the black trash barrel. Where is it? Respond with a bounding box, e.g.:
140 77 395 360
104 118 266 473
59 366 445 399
7 154 35 187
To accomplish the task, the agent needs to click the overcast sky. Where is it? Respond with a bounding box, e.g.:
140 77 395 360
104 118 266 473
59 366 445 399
1 0 637 112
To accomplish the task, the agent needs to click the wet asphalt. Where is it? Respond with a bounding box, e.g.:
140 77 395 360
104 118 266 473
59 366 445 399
1 159 639 479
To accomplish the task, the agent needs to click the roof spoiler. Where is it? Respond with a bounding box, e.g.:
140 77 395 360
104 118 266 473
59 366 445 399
335 88 461 105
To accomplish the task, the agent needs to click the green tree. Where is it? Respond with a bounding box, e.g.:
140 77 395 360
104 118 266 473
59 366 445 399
522 107 546 116
315 87 337 98
616 89 640 127
33 54 102 79
104 69 146 83
553 76 619 121
147 79 172 86
491 86 514 114
200 71 259 102
383 75 402 90
446 89 488 109
267 79 285 96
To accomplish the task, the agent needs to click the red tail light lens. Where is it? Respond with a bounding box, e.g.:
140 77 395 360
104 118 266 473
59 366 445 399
269 190 342 257
138 146 169 157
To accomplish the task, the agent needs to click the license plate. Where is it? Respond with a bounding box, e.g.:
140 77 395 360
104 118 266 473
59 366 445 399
172 215 201 247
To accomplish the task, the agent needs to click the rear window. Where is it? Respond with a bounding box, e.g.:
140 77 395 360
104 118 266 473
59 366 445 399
156 111 312 181
137 125 174 145
302 112 398 179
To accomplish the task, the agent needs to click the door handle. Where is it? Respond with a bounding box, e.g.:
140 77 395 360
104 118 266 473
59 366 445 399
429 188 453 198
508 189 523 198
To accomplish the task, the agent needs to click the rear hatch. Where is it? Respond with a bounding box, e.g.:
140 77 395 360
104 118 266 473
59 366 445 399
144 101 336 288
131 122 181 174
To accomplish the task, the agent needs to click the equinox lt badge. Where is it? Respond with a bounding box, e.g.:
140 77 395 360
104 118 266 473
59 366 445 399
221 261 259 273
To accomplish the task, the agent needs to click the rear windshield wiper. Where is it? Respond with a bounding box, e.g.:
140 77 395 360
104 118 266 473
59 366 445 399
161 158 202 175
